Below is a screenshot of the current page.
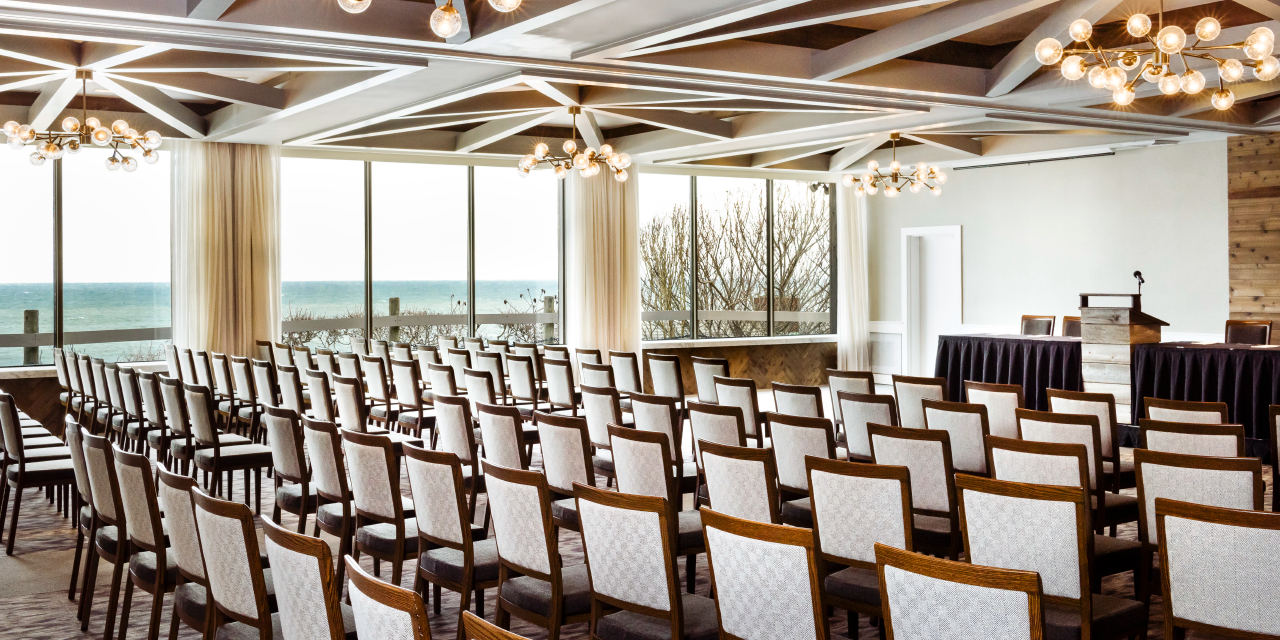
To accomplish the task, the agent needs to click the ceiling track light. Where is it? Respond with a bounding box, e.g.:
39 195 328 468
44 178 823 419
1035 0 1273 111
517 107 631 182
840 133 947 198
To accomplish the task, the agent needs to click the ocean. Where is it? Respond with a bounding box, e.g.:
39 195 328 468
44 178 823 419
0 280 558 367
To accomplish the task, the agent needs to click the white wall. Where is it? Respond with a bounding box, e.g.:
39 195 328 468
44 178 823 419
866 140 1229 338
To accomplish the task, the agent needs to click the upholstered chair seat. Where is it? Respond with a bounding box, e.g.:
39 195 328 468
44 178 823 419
418 538 500 584
823 566 880 609
193 442 274 468
1102 458 1135 489
780 498 812 528
17 435 65 450
1043 595 1147 640
595 594 720 640
168 431 250 457
911 513 954 550
13 444 72 461
275 483 319 513
1092 535 1143 579
499 564 593 619
129 551 180 587
5 457 75 483
215 606 358 640
550 498 580 529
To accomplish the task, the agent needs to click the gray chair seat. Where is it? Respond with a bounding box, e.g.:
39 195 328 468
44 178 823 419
6 457 75 484
193 443 274 469
20 435 65 449
1093 534 1142 579
180 570 281 631
592 451 614 474
218 400 234 413
20 425 50 437
148 429 175 450
1102 458 1137 490
595 593 719 640
59 391 69 404
69 397 85 410
912 514 953 551
825 565 879 608
677 510 704 552
356 521 419 556
131 550 180 586
369 405 393 419
551 498 579 529
397 410 432 426
237 406 258 421
94 525 120 556
111 414 130 429
170 433 252 457
216 604 357 640
1093 493 1140 527
1044 594 1147 640
19 445 72 462
317 497 416 531
418 538 499 584
275 484 318 513
79 504 93 530
500 563 592 618
781 498 813 528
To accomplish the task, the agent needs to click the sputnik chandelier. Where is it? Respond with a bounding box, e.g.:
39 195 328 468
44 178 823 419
1034 2 1276 109
517 107 632 182
3 73 161 171
840 133 948 198
337 0 522 40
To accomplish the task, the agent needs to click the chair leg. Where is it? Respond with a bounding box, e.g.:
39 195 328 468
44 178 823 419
81 549 101 630
69 526 85 600
686 554 696 594
475 589 484 617
254 469 261 516
433 584 442 615
5 483 23 555
0 479 11 547
102 553 126 640
117 576 134 640
166 599 180 640
146 582 165 640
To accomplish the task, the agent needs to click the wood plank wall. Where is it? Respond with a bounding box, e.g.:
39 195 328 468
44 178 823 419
1230 134 1280 343
642 341 837 395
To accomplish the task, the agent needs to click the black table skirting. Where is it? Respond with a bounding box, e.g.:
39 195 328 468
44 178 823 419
934 334 1083 411
1133 342 1280 452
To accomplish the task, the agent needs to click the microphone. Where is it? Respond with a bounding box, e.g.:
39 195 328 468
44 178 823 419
1134 271 1144 295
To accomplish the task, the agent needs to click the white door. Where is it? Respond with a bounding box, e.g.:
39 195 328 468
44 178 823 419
902 226 962 376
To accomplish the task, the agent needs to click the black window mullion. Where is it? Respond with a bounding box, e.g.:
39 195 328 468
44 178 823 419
766 179 774 337
689 176 698 339
363 161 373 340
467 166 476 337
53 158 63 352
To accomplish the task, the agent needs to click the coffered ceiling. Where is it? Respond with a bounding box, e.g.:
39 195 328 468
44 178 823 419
0 0 1273 173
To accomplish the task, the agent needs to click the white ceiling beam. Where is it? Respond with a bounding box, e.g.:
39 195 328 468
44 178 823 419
322 110 551 143
109 49 368 73
639 99 870 112
0 34 78 70
186 0 237 20
524 79 580 106
80 43 170 70
810 0 1059 81
829 133 890 171
749 140 850 167
465 0 621 47
590 107 733 139
985 0 1126 97
1254 96 1280 124
730 111 883 138
109 72 287 109
455 110 558 152
580 110 605 149
902 132 982 156
983 112 1190 137
28 72 79 132
576 0 817 60
0 72 68 95
94 72 207 138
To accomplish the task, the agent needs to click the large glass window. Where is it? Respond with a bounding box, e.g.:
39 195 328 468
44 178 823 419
474 166 560 344
696 176 768 338
372 162 469 346
0 152 54 367
280 157 365 351
639 174 691 340
772 180 833 336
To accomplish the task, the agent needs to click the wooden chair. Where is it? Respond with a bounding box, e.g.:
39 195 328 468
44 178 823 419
272 342 295 368
426 362 458 399
505 354 542 413
700 507 829 640
483 461 592 638
154 467 216 639
1271 404 1280 510
185 383 272 512
534 411 595 532
474 351 509 405
956 474 1148 640
964 380 1023 440
579 362 615 389
1134 448 1262 604
301 417 358 592
192 488 276 638
0 392 74 555
690 356 729 404
262 406 316 534
629 392 695 499
875 543 1046 639
255 339 275 365
362 354 397 431
1048 388 1129 491
713 376 768 447
345 556 432 639
574 348 602 384
275 364 307 420
543 345 570 363
113 444 177 640
343 429 415 586
645 353 688 416
229 356 263 439
261 518 353 640
922 399 990 476
447 348 473 393
1155 499 1280 639
462 610 531 639
766 412 838 527
351 336 370 357
80 430 130 638
1139 419 1246 457
1144 397 1228 424
581 384 628 484
890 374 946 430
808 458 912 637
1020 315 1055 336
304 369 337 423
772 381 823 418
688 402 748 506
432 394 485 522
476 402 532 470
574 483 719 638
834 391 896 463
825 369 874 423
698 440 780 524
1225 318 1272 345
438 335 459 352
868 424 961 559
1062 315 1082 338
65 424 94 607
293 345 315 370
543 358 581 416
608 350 643 402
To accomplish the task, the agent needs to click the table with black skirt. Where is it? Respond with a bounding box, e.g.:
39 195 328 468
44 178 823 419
934 334 1083 411
1132 342 1280 447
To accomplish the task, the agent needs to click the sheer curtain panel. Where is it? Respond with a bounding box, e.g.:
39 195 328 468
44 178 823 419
567 169 641 355
836 184 871 370
172 140 281 357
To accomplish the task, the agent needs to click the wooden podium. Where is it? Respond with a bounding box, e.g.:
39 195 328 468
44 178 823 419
1078 294 1167 424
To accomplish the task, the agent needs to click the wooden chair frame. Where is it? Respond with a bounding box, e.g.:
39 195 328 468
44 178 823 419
644 353 688 415
1138 418 1246 457
260 518 346 640
868 423 961 559
697 439 781 525
192 488 273 639
1225 319 1273 345
608 351 643 398
771 381 824 419
691 356 729 404
764 412 838 497
532 411 595 532
1062 316 1082 338
712 375 767 444
825 369 875 423
1047 389 1125 491
301 417 356 591
1143 397 1229 423
475 402 532 470
1020 315 1056 336
263 406 314 534
834 391 897 463
890 374 948 430
114 444 175 640
922 398 991 476
342 429 413 586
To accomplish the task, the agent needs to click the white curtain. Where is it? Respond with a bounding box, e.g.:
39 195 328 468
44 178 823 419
836 184 872 370
171 140 280 357
566 170 641 356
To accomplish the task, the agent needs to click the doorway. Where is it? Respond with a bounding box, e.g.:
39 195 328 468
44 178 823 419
902 226 962 376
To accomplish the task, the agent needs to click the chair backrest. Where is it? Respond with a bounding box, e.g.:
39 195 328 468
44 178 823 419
262 406 309 486
534 411 594 495
113 444 165 554
65 424 92 505
964 381 1023 440
645 353 686 405
0 394 24 463
304 369 336 423
579 362 615 389
336 352 363 382
1144 397 1229 424
53 348 70 391
575 347 602 382
476 402 528 470
1016 408 1103 488
1155 499 1280 638
277 364 306 416
463 368 497 416
345 556 432 640
462 611 529 640
688 401 747 469
156 467 206 583
261 519 347 640
137 372 166 431
691 356 729 403
869 425 955 518
891 375 947 430
315 349 338 382
404 445 474 553
543 345 570 362
191 488 272 633
1062 316 1081 338
486 340 508 355
608 425 677 504
464 337 484 358
414 346 440 372
371 340 391 369
512 343 543 382
609 351 642 395
426 362 457 397
505 355 537 403
192 351 215 391
628 392 683 462
922 399 990 475
341 430 404 524
481 461 557 580
272 342 295 368
714 376 762 438
64 348 82 394
474 351 507 402
701 507 827 640
825 369 874 416
211 353 234 400
985 435 1090 490
772 382 823 418
1046 388 1119 464
230 356 256 404
575 483 684 632
581 384 622 449
301 417 350 503
390 358 422 411
361 354 391 404
157 375 190 438
1139 419 1246 457
294 345 315 370
438 335 458 352
351 337 369 356
543 358 577 410
1134 448 1263 545
433 394 478 466
1020 315 1055 336
699 440 780 524
447 348 471 391
82 430 122 527
875 543 1045 640
332 374 368 433
78 355 96 403
1225 318 1272 345
835 391 897 460
104 363 125 413
808 457 913 568
767 412 835 494
183 383 220 447
91 357 111 404
178 349 197 384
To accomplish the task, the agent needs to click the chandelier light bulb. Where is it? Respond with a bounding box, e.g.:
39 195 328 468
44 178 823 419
65 139 79 154
615 169 628 182
1035 38 1064 65
867 159 880 172
84 117 100 130
1118 52 1140 70
143 131 162 149
40 142 58 159
143 149 158 164
855 185 866 197
1068 19 1093 42
3 121 18 137
889 160 901 173
1196 17 1222 41
92 127 112 146
618 153 631 168
17 124 32 141
1220 58 1245 81
886 185 900 198
111 120 128 135
1059 55 1086 80
1112 85 1136 105
534 142 549 158
910 182 922 193
337 0 372 13
1103 66 1128 90
6 136 23 149
1181 69 1207 94
105 156 119 171
573 153 589 170
60 116 79 133
599 144 613 156
554 165 567 179
489 0 521 11
1158 73 1181 94
935 171 948 185
931 186 942 196
1212 88 1236 110
861 173 873 184
1142 63 1165 83
1245 28 1275 60
1256 56 1280 80
866 184 878 195
1157 26 1186 54
584 146 597 159
28 152 43 166
1127 14 1152 37
841 174 856 187
430 0 462 38
562 139 576 154
122 156 138 172
1088 65 1107 88
125 128 138 140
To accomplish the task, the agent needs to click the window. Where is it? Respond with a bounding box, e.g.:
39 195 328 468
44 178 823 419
639 173 691 340
0 152 53 366
474 166 560 345
280 157 365 351
772 180 833 335
696 176 768 338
